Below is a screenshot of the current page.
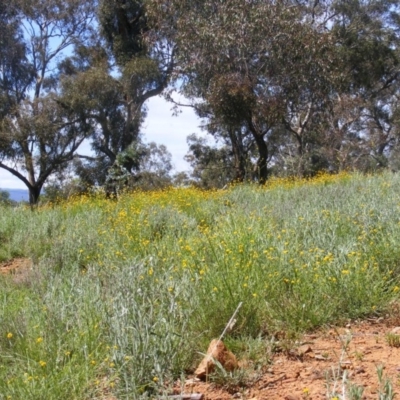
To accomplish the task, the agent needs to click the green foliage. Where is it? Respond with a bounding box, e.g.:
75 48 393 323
99 0 149 64
0 189 10 204
145 0 400 184
385 333 400 348
184 133 237 188
0 0 96 205
377 365 395 400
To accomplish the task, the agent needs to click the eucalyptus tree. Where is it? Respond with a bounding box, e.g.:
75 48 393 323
58 46 147 189
75 0 176 189
0 3 33 118
147 0 400 178
0 0 96 205
134 142 174 189
184 133 238 189
146 0 339 182
321 0 400 172
55 0 176 193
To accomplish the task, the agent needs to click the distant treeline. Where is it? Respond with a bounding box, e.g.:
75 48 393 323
1 0 400 204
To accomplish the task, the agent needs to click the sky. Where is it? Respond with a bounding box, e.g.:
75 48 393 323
0 95 205 190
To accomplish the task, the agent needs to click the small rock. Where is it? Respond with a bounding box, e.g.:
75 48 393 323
284 395 301 400
290 371 300 379
297 344 312 356
355 367 366 374
310 369 323 380
308 334 318 339
194 339 238 379
391 327 400 334
185 378 201 386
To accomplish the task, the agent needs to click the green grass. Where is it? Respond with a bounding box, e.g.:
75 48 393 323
1 172 400 398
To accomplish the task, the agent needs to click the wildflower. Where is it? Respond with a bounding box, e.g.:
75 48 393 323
6 332 13 339
39 361 46 367
153 376 159 382
341 270 350 275
36 337 43 344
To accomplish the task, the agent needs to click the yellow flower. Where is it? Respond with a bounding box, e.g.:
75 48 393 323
6 332 13 339
153 376 159 382
36 337 43 343
341 269 350 275
39 361 46 367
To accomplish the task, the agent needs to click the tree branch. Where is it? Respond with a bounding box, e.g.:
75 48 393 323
0 162 32 189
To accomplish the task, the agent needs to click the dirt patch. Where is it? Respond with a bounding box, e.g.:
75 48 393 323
0 257 34 283
181 320 400 400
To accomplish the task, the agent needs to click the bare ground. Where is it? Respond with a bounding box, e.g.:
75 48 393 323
181 318 400 400
0 257 34 284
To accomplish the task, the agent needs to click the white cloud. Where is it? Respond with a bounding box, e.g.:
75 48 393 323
0 169 27 189
0 95 205 189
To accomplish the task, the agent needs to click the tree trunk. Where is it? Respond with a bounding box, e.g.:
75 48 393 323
295 134 306 178
248 121 269 184
228 128 246 182
253 134 269 184
28 185 42 207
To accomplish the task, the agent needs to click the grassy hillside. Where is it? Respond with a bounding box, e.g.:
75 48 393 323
1 172 400 399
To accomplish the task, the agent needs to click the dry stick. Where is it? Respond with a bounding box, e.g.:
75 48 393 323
216 301 243 346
